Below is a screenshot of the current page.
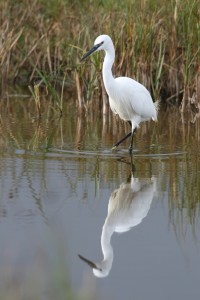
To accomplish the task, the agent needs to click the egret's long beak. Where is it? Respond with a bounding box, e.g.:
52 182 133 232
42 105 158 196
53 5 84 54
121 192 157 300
80 42 103 62
78 254 102 271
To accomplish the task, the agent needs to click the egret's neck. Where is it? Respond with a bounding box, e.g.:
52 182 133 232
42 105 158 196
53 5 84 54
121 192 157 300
92 224 114 278
102 47 115 92
100 223 114 268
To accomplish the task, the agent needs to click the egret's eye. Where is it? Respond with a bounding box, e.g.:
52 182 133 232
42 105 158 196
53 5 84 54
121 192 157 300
96 41 104 48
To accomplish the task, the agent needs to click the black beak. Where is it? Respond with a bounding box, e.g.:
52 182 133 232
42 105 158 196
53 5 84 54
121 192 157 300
80 42 103 62
78 254 102 271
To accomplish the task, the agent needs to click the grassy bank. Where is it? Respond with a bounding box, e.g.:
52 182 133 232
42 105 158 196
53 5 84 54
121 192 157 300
0 0 199 113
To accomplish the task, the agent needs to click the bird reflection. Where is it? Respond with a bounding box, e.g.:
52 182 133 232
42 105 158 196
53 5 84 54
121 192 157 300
79 164 157 277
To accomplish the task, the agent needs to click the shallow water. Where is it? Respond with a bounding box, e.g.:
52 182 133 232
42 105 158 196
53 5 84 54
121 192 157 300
0 98 200 299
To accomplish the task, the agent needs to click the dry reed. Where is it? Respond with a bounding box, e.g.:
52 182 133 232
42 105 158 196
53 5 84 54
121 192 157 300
0 0 199 116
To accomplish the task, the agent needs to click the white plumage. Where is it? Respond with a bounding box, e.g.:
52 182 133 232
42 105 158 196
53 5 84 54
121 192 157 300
79 174 156 277
81 34 159 153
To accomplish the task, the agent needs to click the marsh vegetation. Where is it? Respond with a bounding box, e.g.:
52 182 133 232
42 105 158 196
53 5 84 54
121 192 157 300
0 2 200 298
0 0 199 116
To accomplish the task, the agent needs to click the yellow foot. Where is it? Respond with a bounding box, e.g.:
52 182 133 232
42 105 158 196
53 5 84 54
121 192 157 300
111 146 117 151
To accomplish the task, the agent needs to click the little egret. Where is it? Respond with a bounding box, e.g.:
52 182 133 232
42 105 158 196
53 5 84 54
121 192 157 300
80 34 159 154
79 169 156 278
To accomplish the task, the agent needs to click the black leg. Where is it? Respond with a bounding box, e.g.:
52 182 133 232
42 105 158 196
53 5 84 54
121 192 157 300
112 132 131 150
112 121 132 150
126 161 135 182
130 155 135 173
129 128 136 154
116 156 136 181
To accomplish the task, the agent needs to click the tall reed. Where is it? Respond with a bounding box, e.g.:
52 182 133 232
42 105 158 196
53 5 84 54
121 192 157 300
0 0 199 115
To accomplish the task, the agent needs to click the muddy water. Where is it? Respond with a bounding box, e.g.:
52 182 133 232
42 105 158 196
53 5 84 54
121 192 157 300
0 98 200 300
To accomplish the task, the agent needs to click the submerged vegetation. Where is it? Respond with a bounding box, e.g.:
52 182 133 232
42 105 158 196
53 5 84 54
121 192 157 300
0 0 199 115
0 97 200 239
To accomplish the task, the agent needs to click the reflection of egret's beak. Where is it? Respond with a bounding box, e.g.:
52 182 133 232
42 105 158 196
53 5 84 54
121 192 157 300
78 254 102 271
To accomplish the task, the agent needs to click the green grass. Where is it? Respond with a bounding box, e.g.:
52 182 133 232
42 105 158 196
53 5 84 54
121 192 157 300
0 0 199 114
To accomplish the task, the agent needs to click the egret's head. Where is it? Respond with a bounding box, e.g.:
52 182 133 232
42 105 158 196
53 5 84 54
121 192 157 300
80 34 112 62
94 34 112 51
93 266 110 278
78 254 110 278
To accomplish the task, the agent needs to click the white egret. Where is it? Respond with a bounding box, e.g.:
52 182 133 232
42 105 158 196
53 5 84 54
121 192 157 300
80 34 159 154
79 171 156 278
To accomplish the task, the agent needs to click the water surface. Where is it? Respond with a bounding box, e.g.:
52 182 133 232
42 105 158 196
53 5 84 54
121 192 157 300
0 98 200 299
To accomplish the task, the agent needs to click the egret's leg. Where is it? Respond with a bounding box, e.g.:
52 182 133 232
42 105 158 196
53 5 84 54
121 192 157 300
130 156 135 174
112 132 131 150
129 128 136 154
112 121 132 150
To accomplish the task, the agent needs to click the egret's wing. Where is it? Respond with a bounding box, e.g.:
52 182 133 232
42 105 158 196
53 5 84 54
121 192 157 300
115 77 157 121
130 89 156 119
